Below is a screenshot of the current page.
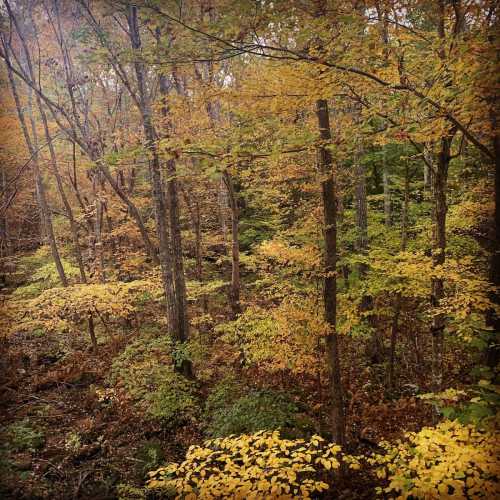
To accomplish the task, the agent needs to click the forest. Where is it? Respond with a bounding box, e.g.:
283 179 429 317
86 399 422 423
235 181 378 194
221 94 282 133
0 0 498 498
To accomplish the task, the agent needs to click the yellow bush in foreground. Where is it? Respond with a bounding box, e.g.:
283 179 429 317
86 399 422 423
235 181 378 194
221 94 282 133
371 420 500 499
147 430 359 499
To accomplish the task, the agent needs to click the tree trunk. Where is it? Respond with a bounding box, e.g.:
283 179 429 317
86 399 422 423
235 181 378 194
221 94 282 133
315 99 345 447
486 108 500 369
388 297 401 390
127 6 191 376
158 71 192 377
182 185 208 313
94 187 106 283
223 170 241 317
402 161 410 250
383 149 391 227
37 101 87 282
354 145 368 276
430 136 452 391
2 33 67 287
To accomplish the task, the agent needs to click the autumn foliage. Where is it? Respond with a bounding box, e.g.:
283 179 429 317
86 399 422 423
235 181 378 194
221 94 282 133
0 0 498 499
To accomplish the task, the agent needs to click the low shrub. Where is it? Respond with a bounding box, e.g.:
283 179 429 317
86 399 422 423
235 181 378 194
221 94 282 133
147 431 359 498
370 419 500 498
110 336 198 427
206 389 299 438
5 419 45 452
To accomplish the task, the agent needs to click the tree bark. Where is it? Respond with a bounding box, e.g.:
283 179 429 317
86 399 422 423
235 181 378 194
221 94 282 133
402 161 410 251
223 170 241 317
315 99 345 446
486 107 500 369
127 6 191 376
37 100 87 283
1 25 67 287
383 149 391 227
430 136 452 391
354 145 368 275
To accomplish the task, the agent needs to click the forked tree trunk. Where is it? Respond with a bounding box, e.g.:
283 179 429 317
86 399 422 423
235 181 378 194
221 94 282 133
128 6 191 377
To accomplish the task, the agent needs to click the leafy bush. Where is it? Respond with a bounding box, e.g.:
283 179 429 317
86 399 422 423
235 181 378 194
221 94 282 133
13 246 80 298
110 336 198 426
217 296 328 376
419 381 500 427
147 372 198 425
370 420 500 498
64 431 82 453
203 376 246 418
147 431 359 498
135 440 165 477
205 387 300 438
116 483 146 500
15 280 156 334
6 420 45 452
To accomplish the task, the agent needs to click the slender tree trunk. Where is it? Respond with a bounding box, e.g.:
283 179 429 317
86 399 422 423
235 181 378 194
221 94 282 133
354 145 368 275
423 162 430 194
486 110 500 369
37 101 87 282
315 99 345 447
128 6 191 376
158 71 191 376
2 34 67 287
383 149 391 227
94 184 106 283
223 170 241 317
429 2 458 391
485 33 500 370
402 162 410 250
182 186 208 313
0 168 8 257
430 137 452 391
389 162 411 389
389 297 400 390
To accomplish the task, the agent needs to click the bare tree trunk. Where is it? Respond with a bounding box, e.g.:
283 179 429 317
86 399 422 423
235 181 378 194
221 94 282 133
430 136 452 391
383 149 391 227
423 162 430 194
1 26 67 287
354 151 368 276
388 296 400 390
315 99 345 447
223 170 241 317
402 161 410 250
127 6 191 376
37 99 87 282
388 162 411 389
158 74 191 377
94 184 106 283
182 185 208 313
0 167 8 257
485 40 500 370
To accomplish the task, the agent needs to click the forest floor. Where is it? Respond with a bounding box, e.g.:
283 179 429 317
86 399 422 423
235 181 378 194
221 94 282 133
0 328 182 499
0 320 443 499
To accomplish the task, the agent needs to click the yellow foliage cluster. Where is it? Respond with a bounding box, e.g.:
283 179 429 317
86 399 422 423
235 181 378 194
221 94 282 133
147 430 359 499
12 280 152 334
258 239 322 276
219 296 327 376
370 420 500 499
